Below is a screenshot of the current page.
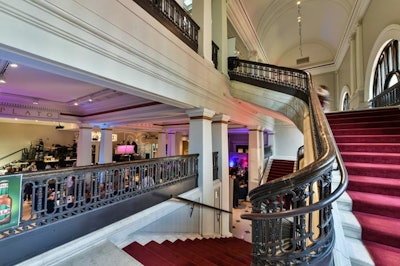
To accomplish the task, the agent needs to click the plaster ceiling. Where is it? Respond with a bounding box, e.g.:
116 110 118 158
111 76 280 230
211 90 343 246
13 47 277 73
227 0 370 72
0 0 371 132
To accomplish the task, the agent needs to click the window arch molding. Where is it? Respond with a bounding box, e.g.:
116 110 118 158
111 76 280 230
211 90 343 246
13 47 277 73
365 24 400 102
340 85 351 111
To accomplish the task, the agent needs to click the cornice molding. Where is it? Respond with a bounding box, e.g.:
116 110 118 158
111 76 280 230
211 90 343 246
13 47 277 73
227 0 268 62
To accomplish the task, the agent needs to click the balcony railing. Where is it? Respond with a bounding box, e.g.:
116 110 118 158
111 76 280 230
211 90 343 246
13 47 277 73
370 82 400 107
0 155 198 265
133 0 199 52
229 58 348 265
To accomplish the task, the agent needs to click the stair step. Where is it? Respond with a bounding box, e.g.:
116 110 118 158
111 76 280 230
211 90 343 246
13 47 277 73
327 112 400 123
364 240 400 266
326 108 400 119
329 120 400 129
346 238 375 266
348 175 400 197
345 162 400 179
348 191 400 219
123 242 175 266
341 151 400 164
334 134 400 143
337 143 400 153
339 210 361 239
353 212 400 249
332 126 400 135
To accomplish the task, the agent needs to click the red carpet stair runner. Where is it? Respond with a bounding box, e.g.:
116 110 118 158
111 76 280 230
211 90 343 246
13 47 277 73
267 159 295 182
327 108 400 266
123 237 252 265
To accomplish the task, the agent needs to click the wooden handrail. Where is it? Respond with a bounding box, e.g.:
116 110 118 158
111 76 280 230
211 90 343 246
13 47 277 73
171 195 232 214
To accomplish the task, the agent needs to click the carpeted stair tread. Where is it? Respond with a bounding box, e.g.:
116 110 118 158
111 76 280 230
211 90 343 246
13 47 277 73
326 108 400 118
161 240 221 266
353 211 400 249
123 241 175 266
340 151 400 164
337 143 400 153
167 239 226 264
187 239 249 265
331 126 400 135
348 175 400 196
333 134 400 143
344 162 400 179
327 108 400 265
195 238 252 263
363 240 400 266
144 240 198 265
328 120 400 129
348 191 400 219
327 113 400 123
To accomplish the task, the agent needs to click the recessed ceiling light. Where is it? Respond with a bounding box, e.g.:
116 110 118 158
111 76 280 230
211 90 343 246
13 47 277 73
9 63 18 68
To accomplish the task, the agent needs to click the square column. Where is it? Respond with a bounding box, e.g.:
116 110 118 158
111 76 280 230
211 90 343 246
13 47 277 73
76 125 93 167
212 114 231 236
248 126 262 193
157 132 167 158
186 107 215 236
99 128 113 164
167 131 176 156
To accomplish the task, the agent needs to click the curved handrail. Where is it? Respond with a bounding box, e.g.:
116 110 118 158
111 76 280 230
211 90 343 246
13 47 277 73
229 59 348 265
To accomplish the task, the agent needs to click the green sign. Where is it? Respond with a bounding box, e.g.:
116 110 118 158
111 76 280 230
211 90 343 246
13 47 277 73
0 174 22 231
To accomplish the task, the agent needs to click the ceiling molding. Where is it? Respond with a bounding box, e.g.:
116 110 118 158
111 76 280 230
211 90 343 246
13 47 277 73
227 0 268 62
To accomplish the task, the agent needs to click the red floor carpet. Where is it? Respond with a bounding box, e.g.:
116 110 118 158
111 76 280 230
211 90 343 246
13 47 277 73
123 237 252 265
327 108 400 266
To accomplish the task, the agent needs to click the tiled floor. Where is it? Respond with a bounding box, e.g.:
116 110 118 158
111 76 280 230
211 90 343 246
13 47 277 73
231 200 252 243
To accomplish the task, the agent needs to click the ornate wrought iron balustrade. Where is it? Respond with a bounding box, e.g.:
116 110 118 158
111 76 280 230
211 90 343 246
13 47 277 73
0 155 198 240
133 0 199 52
233 61 348 265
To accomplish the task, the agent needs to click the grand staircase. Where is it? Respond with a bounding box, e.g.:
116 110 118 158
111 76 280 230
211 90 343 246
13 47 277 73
327 107 400 266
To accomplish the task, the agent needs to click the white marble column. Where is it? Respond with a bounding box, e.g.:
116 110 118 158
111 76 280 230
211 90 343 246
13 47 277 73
186 107 215 236
248 125 262 192
76 125 92 167
167 131 176 156
212 114 231 236
157 132 167 158
258 128 265 171
99 128 113 164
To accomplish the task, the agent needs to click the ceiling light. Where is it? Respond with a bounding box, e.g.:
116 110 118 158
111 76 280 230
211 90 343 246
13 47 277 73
33 99 39 105
74 101 79 106
88 98 93 102
0 75 5 84
9 63 18 68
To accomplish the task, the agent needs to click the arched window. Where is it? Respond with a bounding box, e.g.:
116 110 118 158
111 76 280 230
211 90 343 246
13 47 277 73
342 92 350 111
371 40 400 106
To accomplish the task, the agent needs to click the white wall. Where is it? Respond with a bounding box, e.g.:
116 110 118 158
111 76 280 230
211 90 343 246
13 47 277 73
273 123 304 160
0 122 76 165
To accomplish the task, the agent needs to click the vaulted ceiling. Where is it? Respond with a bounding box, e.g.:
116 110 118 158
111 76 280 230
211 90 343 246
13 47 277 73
228 0 370 73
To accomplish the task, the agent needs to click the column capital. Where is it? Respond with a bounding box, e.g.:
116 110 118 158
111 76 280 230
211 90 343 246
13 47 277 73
212 114 230 123
248 125 261 131
186 107 215 119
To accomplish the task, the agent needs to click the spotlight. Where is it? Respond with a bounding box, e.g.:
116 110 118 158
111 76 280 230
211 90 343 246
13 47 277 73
0 74 5 84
